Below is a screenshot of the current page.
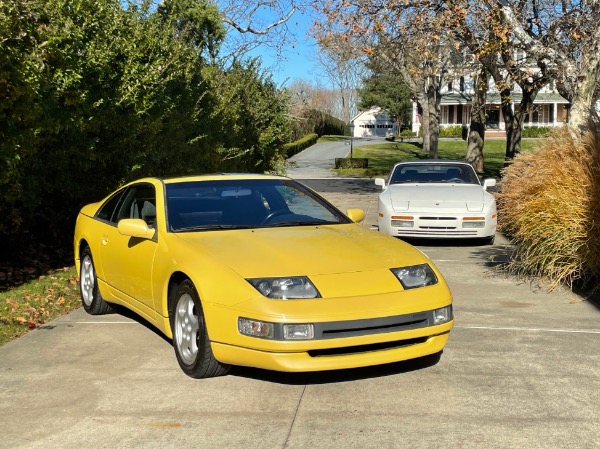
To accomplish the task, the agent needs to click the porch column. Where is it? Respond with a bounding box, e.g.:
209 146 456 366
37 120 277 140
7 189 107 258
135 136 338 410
412 102 420 134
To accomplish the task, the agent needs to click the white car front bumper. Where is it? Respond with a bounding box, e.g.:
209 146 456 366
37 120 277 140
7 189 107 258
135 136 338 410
377 210 497 239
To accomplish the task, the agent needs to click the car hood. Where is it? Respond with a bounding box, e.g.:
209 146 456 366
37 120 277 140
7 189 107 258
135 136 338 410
174 224 428 278
387 184 485 212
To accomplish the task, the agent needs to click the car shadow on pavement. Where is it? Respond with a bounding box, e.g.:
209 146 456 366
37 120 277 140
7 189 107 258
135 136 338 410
103 306 447 382
230 352 443 385
110 304 173 344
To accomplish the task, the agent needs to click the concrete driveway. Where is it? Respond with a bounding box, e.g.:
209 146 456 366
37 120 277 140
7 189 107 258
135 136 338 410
1 173 599 448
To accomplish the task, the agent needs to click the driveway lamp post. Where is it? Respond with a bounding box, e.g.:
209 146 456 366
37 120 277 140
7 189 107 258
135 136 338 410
350 121 355 159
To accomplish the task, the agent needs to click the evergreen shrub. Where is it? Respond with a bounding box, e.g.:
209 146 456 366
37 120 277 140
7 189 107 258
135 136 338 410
439 125 463 138
399 129 415 140
522 126 552 138
290 110 346 141
283 133 319 157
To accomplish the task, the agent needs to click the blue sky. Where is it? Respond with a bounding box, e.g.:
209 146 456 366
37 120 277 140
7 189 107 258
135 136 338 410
246 9 324 88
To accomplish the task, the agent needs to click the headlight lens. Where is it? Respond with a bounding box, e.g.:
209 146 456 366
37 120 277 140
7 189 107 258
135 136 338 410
391 264 438 289
238 318 315 340
433 305 453 325
283 324 314 340
238 318 274 339
462 217 485 228
247 276 320 299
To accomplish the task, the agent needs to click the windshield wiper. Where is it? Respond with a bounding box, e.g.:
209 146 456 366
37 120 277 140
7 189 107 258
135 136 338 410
266 220 332 228
174 224 251 232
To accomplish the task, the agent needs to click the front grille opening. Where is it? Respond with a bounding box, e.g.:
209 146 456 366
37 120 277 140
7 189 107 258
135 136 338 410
322 319 427 338
307 337 428 357
421 217 456 220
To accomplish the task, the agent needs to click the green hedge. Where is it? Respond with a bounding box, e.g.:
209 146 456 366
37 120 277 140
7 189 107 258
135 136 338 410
283 133 319 157
289 109 346 141
522 126 552 138
439 125 463 138
335 158 369 169
0 0 290 263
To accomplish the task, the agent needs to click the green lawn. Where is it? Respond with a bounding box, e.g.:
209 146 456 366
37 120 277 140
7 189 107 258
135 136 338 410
0 267 80 346
335 139 541 178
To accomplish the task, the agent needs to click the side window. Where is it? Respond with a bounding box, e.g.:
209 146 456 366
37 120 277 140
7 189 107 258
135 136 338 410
114 184 157 228
96 190 126 224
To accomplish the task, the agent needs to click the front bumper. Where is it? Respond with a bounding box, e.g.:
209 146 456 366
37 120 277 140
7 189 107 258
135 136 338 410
378 211 497 239
211 328 451 372
202 290 453 372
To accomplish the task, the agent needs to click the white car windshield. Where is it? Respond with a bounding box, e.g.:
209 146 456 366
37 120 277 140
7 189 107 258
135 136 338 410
389 164 480 185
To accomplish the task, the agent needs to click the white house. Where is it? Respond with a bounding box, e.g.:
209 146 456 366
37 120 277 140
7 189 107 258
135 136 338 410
411 76 570 135
351 107 397 138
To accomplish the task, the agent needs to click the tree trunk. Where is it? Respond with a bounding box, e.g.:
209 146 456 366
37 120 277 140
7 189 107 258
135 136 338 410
507 89 536 158
568 62 600 130
427 78 440 159
416 93 431 155
497 88 516 159
466 69 489 173
427 86 440 159
508 114 524 156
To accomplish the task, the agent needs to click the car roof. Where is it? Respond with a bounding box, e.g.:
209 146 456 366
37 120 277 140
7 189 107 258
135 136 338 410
130 173 290 185
392 160 471 167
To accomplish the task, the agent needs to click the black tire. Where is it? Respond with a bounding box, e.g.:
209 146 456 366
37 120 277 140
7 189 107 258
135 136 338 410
482 234 496 245
170 280 231 378
79 246 113 315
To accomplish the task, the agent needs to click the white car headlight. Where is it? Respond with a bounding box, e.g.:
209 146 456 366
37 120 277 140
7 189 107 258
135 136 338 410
391 264 438 289
247 276 321 299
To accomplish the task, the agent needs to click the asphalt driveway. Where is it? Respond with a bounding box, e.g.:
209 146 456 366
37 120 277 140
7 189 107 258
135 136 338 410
1 172 599 448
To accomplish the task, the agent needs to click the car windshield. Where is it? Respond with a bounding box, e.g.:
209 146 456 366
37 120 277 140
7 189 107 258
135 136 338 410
389 164 480 185
165 179 351 232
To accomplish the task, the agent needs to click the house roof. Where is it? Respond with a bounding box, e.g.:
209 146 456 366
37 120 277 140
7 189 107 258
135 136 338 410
351 107 394 122
440 92 569 105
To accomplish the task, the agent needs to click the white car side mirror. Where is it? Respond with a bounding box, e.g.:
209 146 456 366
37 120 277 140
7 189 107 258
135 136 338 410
482 178 496 190
375 178 386 190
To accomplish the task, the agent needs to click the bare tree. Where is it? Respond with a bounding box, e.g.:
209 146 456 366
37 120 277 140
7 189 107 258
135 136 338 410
316 0 455 158
287 79 342 118
152 0 308 63
311 33 365 123
494 0 600 131
214 0 308 63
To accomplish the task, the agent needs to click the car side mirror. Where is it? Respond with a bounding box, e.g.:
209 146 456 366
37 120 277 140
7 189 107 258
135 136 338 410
482 178 496 191
375 178 386 190
118 219 156 240
346 208 365 223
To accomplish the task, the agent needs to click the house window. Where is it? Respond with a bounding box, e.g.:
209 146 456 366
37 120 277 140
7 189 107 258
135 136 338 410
457 104 463 124
460 77 465 92
448 105 455 124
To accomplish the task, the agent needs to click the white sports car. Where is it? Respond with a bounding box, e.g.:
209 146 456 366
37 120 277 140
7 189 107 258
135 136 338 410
375 161 497 243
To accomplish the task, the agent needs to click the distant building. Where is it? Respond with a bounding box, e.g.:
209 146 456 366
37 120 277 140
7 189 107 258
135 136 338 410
412 76 570 136
351 107 397 138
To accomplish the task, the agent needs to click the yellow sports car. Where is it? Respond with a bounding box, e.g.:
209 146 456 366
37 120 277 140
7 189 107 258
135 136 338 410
74 174 453 378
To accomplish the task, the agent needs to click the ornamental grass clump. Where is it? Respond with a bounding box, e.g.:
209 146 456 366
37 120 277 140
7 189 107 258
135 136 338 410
497 123 600 291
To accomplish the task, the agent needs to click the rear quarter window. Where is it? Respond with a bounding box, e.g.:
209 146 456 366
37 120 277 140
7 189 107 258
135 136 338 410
95 190 125 223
